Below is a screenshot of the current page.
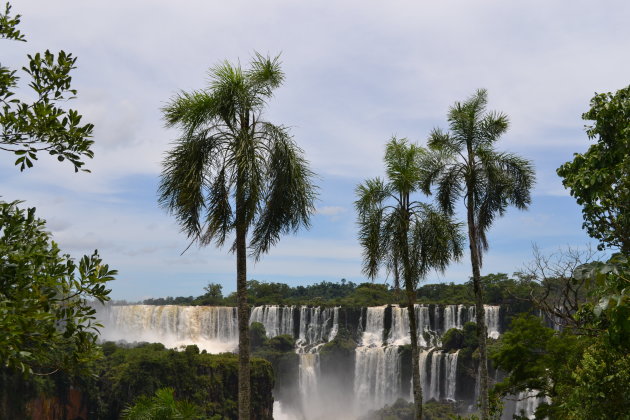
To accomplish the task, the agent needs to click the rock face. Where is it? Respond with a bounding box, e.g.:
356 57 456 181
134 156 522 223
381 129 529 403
99 304 543 419
25 388 87 420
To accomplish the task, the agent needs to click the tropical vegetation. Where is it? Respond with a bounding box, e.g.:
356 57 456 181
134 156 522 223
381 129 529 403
424 89 535 419
158 54 316 418
355 137 464 419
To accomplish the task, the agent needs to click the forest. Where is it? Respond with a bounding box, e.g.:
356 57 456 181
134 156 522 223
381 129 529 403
1 1 629 419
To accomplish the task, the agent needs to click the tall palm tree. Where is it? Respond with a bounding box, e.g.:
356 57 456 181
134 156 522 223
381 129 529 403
356 137 463 420
159 54 316 419
424 89 535 419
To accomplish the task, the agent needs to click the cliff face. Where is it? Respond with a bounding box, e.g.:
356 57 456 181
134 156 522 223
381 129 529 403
95 342 274 420
25 388 87 420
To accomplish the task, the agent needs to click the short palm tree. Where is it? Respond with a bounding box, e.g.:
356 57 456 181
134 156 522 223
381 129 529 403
424 89 535 419
356 137 463 420
159 53 316 419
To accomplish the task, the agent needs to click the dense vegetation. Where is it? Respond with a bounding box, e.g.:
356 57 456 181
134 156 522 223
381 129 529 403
1 2 628 419
1 342 275 419
137 274 542 309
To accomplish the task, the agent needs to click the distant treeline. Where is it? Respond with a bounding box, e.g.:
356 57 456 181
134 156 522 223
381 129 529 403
113 273 541 309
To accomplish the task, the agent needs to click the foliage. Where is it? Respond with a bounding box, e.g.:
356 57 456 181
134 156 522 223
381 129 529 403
356 137 464 420
141 275 538 308
0 2 94 171
159 53 316 417
563 343 630 419
96 342 274 420
159 52 316 258
249 322 267 351
425 89 535 268
573 253 630 348
360 398 457 420
441 328 464 352
0 201 115 377
121 387 203 420
356 137 464 291
490 312 630 420
557 85 630 253
425 89 535 420
197 282 224 306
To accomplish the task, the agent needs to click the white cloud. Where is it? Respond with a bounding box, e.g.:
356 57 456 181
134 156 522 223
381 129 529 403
3 0 627 299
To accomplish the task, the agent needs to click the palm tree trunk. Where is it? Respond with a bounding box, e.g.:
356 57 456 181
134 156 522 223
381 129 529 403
467 197 489 420
406 286 423 420
402 193 423 420
236 189 251 419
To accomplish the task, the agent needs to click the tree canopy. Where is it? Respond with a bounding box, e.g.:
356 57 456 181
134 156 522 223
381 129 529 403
159 53 316 418
0 2 94 172
425 89 535 419
0 201 115 377
557 85 630 253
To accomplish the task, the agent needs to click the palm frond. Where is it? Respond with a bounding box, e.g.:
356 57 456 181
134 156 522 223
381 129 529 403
384 137 425 194
162 90 218 134
435 164 463 215
250 125 316 259
200 165 233 247
247 52 285 96
158 133 214 239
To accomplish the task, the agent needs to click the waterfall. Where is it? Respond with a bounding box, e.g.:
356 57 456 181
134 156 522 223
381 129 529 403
388 306 410 345
444 305 457 332
468 305 501 338
98 303 506 418
511 389 549 420
354 346 401 411
445 351 459 401
361 306 387 346
328 307 339 341
98 305 238 353
419 348 431 399
249 305 294 338
298 352 320 415
484 305 500 339
416 304 438 347
428 349 442 401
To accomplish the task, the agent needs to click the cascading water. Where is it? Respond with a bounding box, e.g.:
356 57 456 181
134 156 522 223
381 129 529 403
298 352 320 416
98 303 503 419
354 346 401 411
445 351 459 401
388 306 410 345
97 305 239 353
361 306 387 347
484 305 501 339
250 305 295 338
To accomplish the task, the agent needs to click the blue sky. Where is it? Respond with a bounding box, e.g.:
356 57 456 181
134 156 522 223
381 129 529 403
2 1 628 300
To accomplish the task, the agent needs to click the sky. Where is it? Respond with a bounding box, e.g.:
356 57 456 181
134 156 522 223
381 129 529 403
2 1 628 301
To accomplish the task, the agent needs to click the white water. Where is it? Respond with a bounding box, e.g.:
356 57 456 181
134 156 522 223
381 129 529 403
354 346 401 411
513 389 549 420
250 305 295 338
100 303 504 419
98 305 239 353
445 351 459 401
484 305 501 339
388 306 410 345
298 352 320 416
360 306 387 347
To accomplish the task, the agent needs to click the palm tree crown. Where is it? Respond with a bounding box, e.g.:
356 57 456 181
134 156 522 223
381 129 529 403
356 138 463 287
424 89 535 419
158 53 316 418
356 137 463 420
425 89 535 263
159 53 316 257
